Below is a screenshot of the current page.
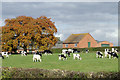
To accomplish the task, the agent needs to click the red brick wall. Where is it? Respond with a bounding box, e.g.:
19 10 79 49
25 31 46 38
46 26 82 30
77 34 98 48
63 43 78 48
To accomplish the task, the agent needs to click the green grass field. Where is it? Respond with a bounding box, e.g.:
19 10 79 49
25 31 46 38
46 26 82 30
2 53 118 72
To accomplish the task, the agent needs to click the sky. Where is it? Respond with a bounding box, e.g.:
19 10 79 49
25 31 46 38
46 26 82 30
1 1 119 46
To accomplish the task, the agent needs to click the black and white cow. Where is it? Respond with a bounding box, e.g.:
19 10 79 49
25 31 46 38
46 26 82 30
72 49 80 53
44 50 53 55
113 48 119 54
73 54 82 60
21 51 27 56
1 52 9 58
68 49 74 53
112 48 119 53
86 49 89 53
66 51 71 57
62 49 71 57
36 51 42 57
58 54 67 60
107 51 118 59
96 51 103 58
0 53 4 59
104 49 109 58
62 49 68 53
105 48 118 59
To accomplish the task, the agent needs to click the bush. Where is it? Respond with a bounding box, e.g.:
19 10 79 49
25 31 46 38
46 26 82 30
1 67 119 79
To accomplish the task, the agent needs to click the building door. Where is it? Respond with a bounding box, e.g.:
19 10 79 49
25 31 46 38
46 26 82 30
88 42 91 48
101 44 110 47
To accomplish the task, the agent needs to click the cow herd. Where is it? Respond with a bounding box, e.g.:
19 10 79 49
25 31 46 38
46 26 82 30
96 48 119 59
59 49 82 60
0 48 119 62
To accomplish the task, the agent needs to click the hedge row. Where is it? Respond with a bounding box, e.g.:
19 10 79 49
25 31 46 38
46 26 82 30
50 46 120 53
1 67 119 79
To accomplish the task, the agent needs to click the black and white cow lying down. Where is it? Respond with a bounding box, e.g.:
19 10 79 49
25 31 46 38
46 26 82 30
96 51 103 58
58 54 67 60
21 51 27 56
44 50 53 55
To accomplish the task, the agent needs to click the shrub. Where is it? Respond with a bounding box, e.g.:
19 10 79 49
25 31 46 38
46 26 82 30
1 67 119 79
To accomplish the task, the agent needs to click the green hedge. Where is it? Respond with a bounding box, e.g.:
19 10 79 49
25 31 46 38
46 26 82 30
1 67 119 79
51 46 120 53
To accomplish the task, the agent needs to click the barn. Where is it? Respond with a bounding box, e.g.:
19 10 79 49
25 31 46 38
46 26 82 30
96 40 113 47
63 33 113 48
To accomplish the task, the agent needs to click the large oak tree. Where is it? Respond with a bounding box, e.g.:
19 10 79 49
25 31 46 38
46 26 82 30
2 16 58 52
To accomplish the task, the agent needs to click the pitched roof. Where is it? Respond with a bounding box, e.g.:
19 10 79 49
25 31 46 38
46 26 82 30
96 40 111 43
96 40 103 43
63 33 89 44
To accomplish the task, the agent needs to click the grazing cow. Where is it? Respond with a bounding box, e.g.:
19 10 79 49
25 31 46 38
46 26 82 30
96 51 103 58
21 51 27 56
114 48 119 53
62 49 68 54
72 49 80 53
112 48 115 52
1 52 9 58
36 51 42 57
58 54 67 60
105 48 118 59
62 49 71 57
107 51 118 59
104 48 110 58
44 50 53 55
68 49 74 53
0 54 4 59
73 54 82 60
111 52 118 59
33 54 42 62
86 49 89 53
66 51 71 57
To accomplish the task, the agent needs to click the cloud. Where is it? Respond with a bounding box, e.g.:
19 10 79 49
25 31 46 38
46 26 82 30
2 0 120 2
55 33 64 40
1 2 118 46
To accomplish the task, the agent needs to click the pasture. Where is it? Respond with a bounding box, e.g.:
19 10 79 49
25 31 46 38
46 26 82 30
2 53 118 72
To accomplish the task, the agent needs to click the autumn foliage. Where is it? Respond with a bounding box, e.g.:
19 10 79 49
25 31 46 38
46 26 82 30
2 16 58 52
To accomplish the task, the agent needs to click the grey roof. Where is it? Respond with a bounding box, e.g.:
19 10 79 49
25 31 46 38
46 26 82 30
63 33 89 44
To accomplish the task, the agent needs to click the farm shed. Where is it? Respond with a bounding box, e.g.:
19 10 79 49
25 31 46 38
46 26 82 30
63 33 113 48
96 40 113 47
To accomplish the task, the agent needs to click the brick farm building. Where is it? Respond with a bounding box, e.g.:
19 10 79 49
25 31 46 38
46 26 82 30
63 33 113 48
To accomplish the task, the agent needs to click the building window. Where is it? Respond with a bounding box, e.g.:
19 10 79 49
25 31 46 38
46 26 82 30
75 43 77 47
65 44 68 47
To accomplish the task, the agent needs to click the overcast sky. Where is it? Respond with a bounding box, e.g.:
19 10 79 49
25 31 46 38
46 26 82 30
1 2 119 46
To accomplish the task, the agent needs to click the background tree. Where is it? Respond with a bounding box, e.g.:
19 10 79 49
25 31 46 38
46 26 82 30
2 16 58 52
